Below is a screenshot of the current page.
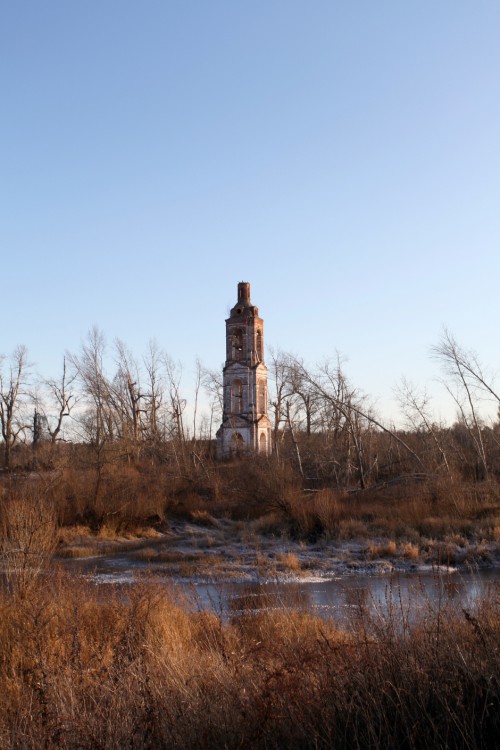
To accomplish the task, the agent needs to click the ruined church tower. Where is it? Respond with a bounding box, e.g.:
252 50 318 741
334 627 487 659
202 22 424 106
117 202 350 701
216 282 272 457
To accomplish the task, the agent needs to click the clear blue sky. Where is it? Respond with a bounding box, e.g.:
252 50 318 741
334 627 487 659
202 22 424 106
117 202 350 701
2 1 499 423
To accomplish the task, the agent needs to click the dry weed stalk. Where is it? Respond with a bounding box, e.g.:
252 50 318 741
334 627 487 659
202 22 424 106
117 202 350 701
0 493 56 597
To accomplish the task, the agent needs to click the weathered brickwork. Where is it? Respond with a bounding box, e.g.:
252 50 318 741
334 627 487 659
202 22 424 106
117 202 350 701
216 282 272 457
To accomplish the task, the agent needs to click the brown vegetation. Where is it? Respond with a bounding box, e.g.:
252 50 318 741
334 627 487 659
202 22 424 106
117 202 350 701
0 490 56 596
0 570 498 749
1 460 498 570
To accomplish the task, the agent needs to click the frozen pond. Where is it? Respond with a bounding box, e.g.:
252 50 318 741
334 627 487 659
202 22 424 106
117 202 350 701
194 569 499 622
59 554 499 624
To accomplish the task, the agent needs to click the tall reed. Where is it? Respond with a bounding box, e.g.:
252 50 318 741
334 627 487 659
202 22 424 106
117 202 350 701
0 570 497 749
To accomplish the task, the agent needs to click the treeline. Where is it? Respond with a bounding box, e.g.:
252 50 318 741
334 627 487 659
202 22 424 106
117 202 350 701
1 327 500 488
0 331 216 472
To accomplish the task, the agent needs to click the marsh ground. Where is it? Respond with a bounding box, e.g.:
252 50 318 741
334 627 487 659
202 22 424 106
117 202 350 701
56 510 500 583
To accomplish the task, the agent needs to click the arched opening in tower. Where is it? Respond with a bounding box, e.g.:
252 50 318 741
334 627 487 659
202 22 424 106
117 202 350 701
233 329 244 360
256 330 263 360
231 432 244 457
231 379 243 414
258 382 266 413
259 433 267 454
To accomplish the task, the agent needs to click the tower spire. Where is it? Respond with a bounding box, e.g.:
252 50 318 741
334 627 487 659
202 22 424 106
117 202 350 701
216 282 272 457
237 281 251 306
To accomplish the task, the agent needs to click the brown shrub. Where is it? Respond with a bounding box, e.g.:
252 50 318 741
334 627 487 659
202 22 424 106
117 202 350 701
401 542 420 560
2 465 499 553
276 551 302 572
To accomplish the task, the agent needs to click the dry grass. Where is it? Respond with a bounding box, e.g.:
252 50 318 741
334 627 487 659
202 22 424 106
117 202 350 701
401 542 420 560
58 524 93 542
56 545 102 559
337 518 369 539
369 540 397 558
131 546 159 561
0 493 57 596
276 551 302 572
277 479 500 551
30 470 498 578
96 523 163 540
3 462 499 551
0 571 497 749
189 509 221 528
11 469 491 581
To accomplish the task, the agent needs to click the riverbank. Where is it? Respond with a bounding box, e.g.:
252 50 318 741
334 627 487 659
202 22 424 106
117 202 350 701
56 513 500 583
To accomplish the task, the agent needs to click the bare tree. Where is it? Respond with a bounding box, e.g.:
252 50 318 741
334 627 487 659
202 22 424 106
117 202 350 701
287 357 319 435
284 396 304 478
433 329 500 406
163 355 187 470
396 377 451 476
68 328 116 502
143 339 165 451
192 358 202 446
201 365 223 441
432 329 490 478
40 356 79 450
113 339 145 459
295 356 424 486
268 348 293 457
0 346 30 469
69 327 116 447
313 358 368 488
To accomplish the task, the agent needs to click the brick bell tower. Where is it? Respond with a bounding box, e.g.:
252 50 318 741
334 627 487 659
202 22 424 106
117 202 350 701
216 282 272 457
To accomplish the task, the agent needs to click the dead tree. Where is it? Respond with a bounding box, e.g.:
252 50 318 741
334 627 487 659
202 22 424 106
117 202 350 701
268 348 293 457
396 377 451 476
287 357 320 435
296 356 424 486
113 339 145 460
69 328 116 502
143 340 165 453
69 327 116 448
201 364 223 442
43 357 79 450
0 346 30 469
164 355 187 471
432 329 491 478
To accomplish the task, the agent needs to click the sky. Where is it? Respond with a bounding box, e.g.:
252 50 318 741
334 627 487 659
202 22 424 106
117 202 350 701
2 1 500 425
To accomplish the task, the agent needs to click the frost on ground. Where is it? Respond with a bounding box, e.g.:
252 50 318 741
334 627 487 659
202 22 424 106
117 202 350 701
56 514 500 585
